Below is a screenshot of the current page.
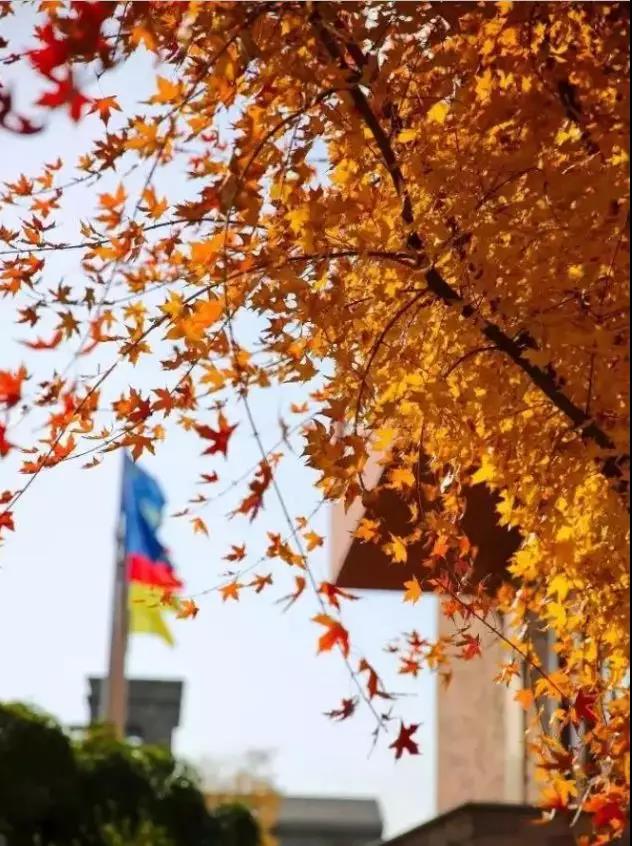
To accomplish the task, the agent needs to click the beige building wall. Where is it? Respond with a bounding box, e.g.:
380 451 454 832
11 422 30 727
436 609 530 812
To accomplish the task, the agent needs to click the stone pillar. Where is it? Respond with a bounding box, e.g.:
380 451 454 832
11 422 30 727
436 607 529 812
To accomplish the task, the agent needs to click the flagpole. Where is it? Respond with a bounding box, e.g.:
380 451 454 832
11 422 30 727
102 454 129 739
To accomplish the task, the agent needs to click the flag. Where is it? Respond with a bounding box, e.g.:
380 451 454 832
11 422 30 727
121 454 182 645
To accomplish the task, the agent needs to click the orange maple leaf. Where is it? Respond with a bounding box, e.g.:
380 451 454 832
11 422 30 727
220 581 242 602
89 95 121 125
21 330 62 350
313 614 350 657
191 516 209 536
249 573 273 593
176 599 199 619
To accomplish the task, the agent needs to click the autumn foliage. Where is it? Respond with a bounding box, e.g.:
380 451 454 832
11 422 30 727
0 2 629 841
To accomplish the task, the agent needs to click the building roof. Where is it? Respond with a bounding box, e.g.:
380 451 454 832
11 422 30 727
331 453 520 591
377 802 629 846
275 796 382 835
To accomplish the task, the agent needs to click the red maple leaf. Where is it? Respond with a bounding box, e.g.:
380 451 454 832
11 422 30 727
29 23 70 76
0 425 13 458
389 722 420 759
0 510 15 534
195 412 237 457
37 74 92 121
584 790 627 830
318 581 359 611
399 657 422 677
324 697 358 721
358 658 393 700
572 689 599 727
313 614 350 657
458 633 482 660
233 459 272 521
0 367 27 408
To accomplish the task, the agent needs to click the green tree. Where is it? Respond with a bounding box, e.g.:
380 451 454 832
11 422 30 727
0 703 259 846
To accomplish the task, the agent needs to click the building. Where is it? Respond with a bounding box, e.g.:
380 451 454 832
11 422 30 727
274 796 382 846
377 803 590 846
330 450 546 812
87 676 183 749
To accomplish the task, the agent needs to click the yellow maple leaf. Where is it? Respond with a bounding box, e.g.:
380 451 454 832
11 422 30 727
150 75 182 104
471 454 496 485
388 466 415 489
427 101 450 124
355 518 380 542
384 533 408 563
403 576 422 604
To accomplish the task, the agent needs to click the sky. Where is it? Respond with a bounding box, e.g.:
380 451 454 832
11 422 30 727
0 8 439 837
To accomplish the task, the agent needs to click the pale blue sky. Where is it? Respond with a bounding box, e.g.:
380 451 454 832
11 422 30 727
0 8 438 837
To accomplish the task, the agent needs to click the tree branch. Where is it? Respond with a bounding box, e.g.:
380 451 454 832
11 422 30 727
309 3 628 493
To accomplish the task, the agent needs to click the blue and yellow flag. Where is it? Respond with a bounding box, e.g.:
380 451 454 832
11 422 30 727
121 454 182 645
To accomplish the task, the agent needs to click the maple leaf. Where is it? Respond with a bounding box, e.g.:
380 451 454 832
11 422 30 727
584 790 627 830
358 658 393 700
457 633 482 660
0 367 27 408
21 330 62 350
388 466 415 489
149 76 182 104
324 697 358 721
403 576 422 605
383 533 407 563
572 689 599 727
274 575 306 612
539 778 577 811
303 530 324 551
0 511 15 534
198 472 219 484
0 424 13 457
29 23 69 75
176 599 199 619
234 460 273 521
318 582 359 610
249 573 273 593
37 74 92 121
399 657 422 677
313 614 350 657
220 581 242 602
195 412 237 457
89 96 121 126
224 544 246 562
355 518 380 543
389 723 420 759
431 535 449 558
514 689 535 711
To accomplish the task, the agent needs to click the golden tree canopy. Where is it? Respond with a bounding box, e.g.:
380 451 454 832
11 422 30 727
0 2 629 840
